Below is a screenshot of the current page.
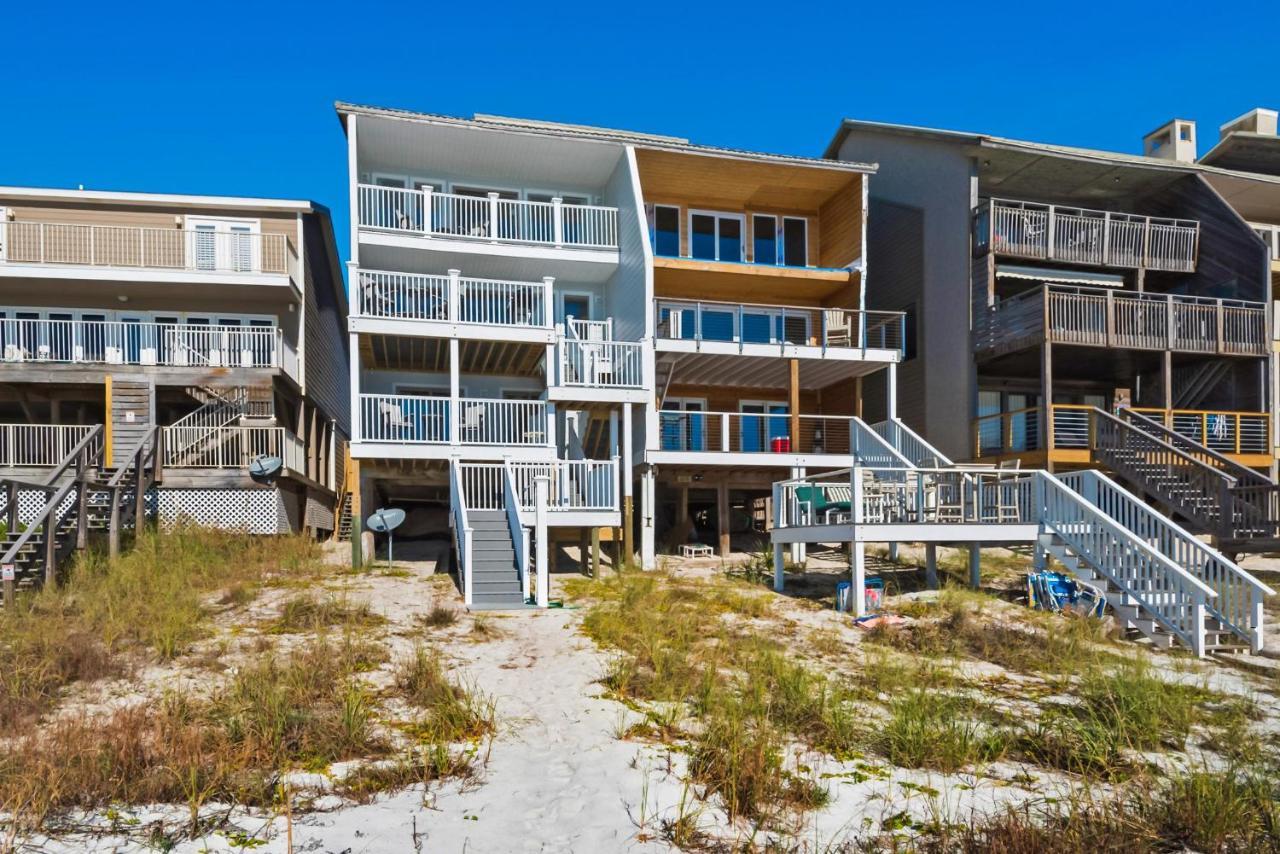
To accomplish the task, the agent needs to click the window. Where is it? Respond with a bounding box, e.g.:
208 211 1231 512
689 211 743 263
782 217 808 267
185 217 261 273
660 398 706 451
652 205 680 257
739 402 789 452
559 293 592 324
752 215 777 265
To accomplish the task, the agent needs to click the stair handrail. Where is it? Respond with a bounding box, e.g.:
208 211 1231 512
851 417 914 469
1120 407 1270 487
502 461 531 602
869 417 954 467
1061 469 1273 651
39 424 106 487
449 459 473 606
105 427 163 558
1038 470 1217 655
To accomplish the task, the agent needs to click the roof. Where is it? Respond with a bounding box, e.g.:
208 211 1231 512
1199 132 1280 176
336 101 877 175
0 184 317 213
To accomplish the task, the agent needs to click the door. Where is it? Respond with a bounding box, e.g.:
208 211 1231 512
248 318 275 367
46 312 74 361
739 402 789 452
661 399 706 451
79 312 108 363
689 211 744 263
116 315 150 365
185 218 260 273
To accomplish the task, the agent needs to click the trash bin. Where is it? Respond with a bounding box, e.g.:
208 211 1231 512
864 577 884 613
835 581 852 612
770 436 792 453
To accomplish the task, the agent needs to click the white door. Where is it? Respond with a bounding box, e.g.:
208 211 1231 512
185 218 260 273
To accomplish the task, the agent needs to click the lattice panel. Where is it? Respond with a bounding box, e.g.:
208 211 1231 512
304 488 335 531
157 489 288 535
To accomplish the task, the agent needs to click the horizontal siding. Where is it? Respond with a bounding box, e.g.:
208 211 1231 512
300 213 350 433
862 198 925 432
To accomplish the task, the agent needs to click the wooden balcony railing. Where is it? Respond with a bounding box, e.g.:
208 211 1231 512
973 404 1270 458
0 221 296 277
974 198 1199 273
357 184 618 249
655 298 905 354
974 283 1267 357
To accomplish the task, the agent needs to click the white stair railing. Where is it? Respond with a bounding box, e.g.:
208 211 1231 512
1060 470 1273 651
449 460 474 606
503 462 531 602
870 417 954 466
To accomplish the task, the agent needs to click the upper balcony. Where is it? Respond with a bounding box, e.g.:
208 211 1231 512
0 220 298 285
1253 222 1280 263
355 393 557 462
974 283 1268 360
974 198 1199 274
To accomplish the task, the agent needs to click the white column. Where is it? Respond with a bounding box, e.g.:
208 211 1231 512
851 541 867 617
790 466 806 565
609 409 619 457
552 197 564 248
542 276 555 328
534 476 550 607
487 192 500 242
346 252 361 442
969 542 982 590
449 338 460 446
447 268 461 322
886 362 898 420
773 539 786 593
546 402 557 453
887 542 898 562
640 466 655 569
421 184 433 235
346 113 360 262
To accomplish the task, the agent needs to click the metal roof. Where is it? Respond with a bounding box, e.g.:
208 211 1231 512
336 101 877 175
0 184 316 212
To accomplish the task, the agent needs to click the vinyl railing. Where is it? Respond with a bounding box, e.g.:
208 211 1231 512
977 198 1199 273
0 424 98 467
161 425 302 469
0 221 295 277
557 338 644 388
359 394 550 447
357 184 618 249
655 298 905 354
458 459 619 513
657 411 909 464
0 318 287 370
978 284 1267 356
449 460 474 605
354 268 551 327
870 418 954 466
1061 469 1272 651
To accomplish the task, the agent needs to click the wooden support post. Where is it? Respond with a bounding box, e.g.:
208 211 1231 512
677 487 689 539
854 375 864 420
5 481 17 541
789 359 801 448
1041 343 1054 471
887 542 898 562
579 528 590 576
350 459 363 569
773 539 785 592
716 481 730 558
75 447 88 550
108 486 121 559
925 543 939 590
622 403 634 566
968 543 981 590
44 498 57 586
1163 350 1173 413
591 527 601 579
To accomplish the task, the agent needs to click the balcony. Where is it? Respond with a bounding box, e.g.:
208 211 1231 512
357 394 554 458
652 411 905 466
162 425 306 471
553 320 645 399
0 221 296 279
655 299 904 356
458 459 619 515
353 268 552 337
974 404 1270 461
974 283 1267 359
0 317 295 375
357 185 619 250
975 199 1199 273
0 424 99 468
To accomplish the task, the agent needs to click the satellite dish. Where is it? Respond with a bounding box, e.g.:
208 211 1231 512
366 508 405 533
249 455 283 484
366 507 406 570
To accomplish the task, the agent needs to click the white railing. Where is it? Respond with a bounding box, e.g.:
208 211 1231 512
557 338 644 388
980 198 1199 273
0 424 98 467
1251 222 1280 262
357 184 619 250
161 426 301 469
870 418 954 466
502 464 531 600
1061 470 1272 651
354 268 551 328
358 394 550 447
655 298 906 353
458 459 619 514
0 221 295 277
0 318 284 370
449 460 474 606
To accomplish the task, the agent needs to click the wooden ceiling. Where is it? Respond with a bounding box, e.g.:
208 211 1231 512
636 148 859 211
360 334 544 375
653 257 856 304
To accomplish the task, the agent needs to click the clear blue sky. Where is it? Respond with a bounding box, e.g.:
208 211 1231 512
5 0 1274 283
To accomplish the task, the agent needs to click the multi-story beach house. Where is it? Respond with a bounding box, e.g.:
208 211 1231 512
825 118 1279 554
0 185 349 583
338 104 913 607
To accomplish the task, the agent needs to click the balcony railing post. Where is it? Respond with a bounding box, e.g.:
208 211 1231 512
1047 206 1056 260
447 269 461 323
542 277 555 328
1216 299 1226 355
552 197 564 248
721 413 730 452
1102 212 1112 265
421 185 433 235
487 192 500 242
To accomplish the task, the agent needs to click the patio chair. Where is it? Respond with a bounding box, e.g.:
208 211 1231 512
824 310 854 347
793 485 852 524
379 402 414 438
460 403 486 443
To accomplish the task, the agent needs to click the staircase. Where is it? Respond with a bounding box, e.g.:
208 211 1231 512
167 386 275 466
466 510 526 608
335 492 353 541
1171 361 1231 409
1085 407 1280 551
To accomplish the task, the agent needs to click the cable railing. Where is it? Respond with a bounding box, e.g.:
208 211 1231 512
1130 407 1270 456
656 411 909 464
354 268 551 327
359 394 550 447
654 298 905 354
976 198 1199 273
0 221 294 277
0 318 286 370
357 184 618 249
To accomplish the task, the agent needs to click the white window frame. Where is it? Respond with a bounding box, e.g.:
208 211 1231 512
184 215 262 274
687 209 746 263
557 291 595 324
